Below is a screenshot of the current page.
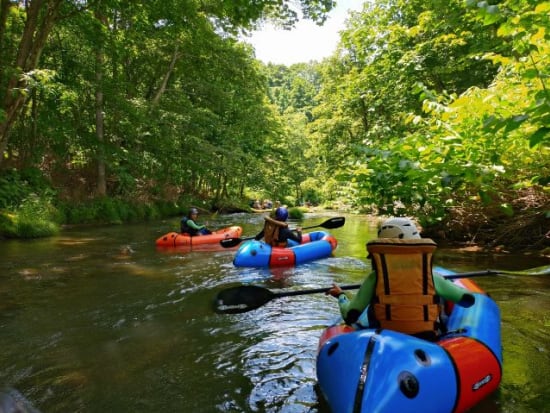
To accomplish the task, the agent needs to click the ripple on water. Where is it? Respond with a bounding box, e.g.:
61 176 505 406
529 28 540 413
234 306 333 412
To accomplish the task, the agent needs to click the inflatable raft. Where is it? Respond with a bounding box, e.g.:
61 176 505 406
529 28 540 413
316 267 502 413
156 226 242 248
233 231 337 267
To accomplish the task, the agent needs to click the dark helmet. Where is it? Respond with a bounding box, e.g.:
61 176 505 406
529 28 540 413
275 206 288 221
189 207 199 216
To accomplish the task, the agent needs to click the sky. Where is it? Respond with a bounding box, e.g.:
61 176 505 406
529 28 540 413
246 1 365 65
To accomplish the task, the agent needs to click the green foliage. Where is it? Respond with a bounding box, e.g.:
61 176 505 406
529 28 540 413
0 193 61 238
0 168 53 209
0 168 62 238
474 0 550 150
301 178 322 205
56 198 178 225
288 207 304 219
14 218 59 239
0 174 26 210
1 0 326 228
1 0 548 238
307 0 549 222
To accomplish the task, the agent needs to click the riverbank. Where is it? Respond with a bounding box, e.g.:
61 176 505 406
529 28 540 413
422 190 550 257
1 188 548 259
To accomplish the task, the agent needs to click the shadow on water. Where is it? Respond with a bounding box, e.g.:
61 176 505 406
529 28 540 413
0 212 548 412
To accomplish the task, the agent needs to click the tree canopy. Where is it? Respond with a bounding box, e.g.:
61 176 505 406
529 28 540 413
0 0 548 235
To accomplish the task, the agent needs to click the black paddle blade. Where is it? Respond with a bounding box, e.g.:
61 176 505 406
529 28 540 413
319 217 345 229
214 285 275 314
220 238 241 248
220 236 255 248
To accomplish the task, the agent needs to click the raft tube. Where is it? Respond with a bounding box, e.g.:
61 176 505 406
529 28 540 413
155 226 242 248
233 230 337 267
316 267 502 413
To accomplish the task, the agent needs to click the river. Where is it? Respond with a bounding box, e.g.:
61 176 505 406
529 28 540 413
0 212 548 412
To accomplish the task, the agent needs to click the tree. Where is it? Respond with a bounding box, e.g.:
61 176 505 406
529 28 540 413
0 0 65 164
0 0 334 206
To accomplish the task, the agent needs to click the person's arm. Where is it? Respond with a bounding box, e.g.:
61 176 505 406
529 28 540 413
186 219 205 231
328 272 376 323
277 227 294 243
288 227 302 243
254 229 265 241
434 274 475 307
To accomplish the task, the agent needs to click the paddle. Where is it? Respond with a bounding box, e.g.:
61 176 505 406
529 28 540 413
214 284 361 314
219 216 346 248
443 267 550 278
213 266 550 314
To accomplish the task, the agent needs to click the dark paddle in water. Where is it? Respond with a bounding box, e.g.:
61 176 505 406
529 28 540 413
219 216 346 248
214 284 361 314
213 265 550 314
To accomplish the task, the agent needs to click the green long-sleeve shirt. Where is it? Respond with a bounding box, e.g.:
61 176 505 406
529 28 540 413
185 219 206 230
337 271 474 323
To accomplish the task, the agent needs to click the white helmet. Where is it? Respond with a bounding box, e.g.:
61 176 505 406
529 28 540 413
378 217 420 239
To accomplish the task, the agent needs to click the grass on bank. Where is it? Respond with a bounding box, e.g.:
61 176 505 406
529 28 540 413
0 195 191 239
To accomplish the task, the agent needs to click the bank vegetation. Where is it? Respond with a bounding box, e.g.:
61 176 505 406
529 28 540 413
0 0 548 254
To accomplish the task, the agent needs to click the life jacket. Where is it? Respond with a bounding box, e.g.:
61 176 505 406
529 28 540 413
263 216 288 247
366 238 441 340
180 216 198 236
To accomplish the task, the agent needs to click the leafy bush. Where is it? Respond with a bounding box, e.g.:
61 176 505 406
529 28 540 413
0 193 60 238
0 211 17 237
288 207 304 219
96 198 122 224
0 168 54 209
15 219 60 238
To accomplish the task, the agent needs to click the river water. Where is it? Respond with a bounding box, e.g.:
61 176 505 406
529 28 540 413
0 212 548 412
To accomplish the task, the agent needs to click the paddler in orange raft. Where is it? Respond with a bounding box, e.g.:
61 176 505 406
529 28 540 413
180 207 212 236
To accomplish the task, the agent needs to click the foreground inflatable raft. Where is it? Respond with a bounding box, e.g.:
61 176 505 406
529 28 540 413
156 226 242 248
316 267 502 413
233 230 337 267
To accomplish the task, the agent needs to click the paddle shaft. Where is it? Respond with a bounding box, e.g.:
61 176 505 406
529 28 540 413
214 266 549 314
239 222 335 243
443 270 499 279
442 268 549 278
267 270 504 298
301 222 339 231
220 216 345 248
236 226 309 244
267 269 528 298
273 284 362 298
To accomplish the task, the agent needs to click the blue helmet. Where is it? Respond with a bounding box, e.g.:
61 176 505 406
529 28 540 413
275 206 288 221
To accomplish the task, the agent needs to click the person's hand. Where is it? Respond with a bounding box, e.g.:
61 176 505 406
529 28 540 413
327 283 343 298
295 227 302 232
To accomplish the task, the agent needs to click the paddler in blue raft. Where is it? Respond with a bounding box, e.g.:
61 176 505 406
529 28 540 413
327 217 475 341
254 206 302 247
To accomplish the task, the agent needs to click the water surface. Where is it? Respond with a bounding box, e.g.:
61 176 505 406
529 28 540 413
1 212 548 412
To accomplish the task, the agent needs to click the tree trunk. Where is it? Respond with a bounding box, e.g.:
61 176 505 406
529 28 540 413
95 59 106 196
152 44 180 106
94 8 107 197
0 0 63 167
